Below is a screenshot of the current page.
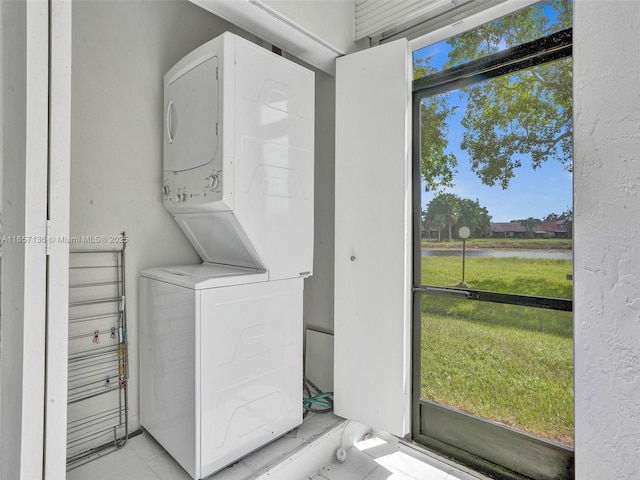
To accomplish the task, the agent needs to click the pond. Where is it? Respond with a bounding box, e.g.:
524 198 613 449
422 249 573 260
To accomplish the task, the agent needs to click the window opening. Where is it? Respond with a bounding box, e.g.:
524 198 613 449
411 2 574 479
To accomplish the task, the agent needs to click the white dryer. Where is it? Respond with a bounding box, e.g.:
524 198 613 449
140 32 314 480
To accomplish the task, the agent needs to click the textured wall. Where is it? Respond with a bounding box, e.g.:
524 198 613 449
573 1 640 478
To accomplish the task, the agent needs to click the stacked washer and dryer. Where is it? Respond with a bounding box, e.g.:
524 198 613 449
139 32 314 480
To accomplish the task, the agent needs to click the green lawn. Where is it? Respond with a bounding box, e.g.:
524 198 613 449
423 237 573 250
420 255 574 446
422 255 572 299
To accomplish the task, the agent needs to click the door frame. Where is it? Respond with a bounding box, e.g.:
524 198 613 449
0 1 71 478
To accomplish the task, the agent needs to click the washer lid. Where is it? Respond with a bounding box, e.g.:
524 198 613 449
141 264 268 289
160 264 255 278
172 211 267 272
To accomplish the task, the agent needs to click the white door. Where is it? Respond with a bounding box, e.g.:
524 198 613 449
333 39 412 437
0 1 71 478
164 55 219 172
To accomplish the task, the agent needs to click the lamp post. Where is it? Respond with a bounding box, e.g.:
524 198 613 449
458 226 470 287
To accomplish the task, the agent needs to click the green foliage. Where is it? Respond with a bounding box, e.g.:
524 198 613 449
414 0 573 190
415 59 459 191
445 0 572 66
424 193 491 240
455 197 492 237
513 216 542 238
544 207 572 223
561 207 573 237
424 193 460 241
459 60 572 189
449 0 573 189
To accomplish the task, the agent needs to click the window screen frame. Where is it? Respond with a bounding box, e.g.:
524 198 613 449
411 28 575 480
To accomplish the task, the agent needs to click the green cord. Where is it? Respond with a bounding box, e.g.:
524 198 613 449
303 392 333 410
303 377 333 415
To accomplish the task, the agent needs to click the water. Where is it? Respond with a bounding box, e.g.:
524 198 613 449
422 249 572 260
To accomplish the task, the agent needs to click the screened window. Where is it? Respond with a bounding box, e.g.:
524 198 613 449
412 2 574 478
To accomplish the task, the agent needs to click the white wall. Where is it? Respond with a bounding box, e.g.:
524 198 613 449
71 0 337 429
573 1 640 478
71 0 257 429
304 71 336 335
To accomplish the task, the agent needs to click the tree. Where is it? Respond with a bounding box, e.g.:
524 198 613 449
423 208 445 242
559 207 573 238
424 194 457 241
514 217 542 238
448 0 572 189
541 209 572 237
415 59 458 191
416 0 573 190
425 194 492 241
454 198 492 238
425 193 460 241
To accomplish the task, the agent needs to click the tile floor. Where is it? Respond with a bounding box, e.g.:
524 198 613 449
66 413 344 480
66 414 488 480
311 433 484 480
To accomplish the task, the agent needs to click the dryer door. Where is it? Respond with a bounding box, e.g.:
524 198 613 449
164 56 219 172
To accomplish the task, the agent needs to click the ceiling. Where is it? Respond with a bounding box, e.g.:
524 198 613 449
190 0 535 75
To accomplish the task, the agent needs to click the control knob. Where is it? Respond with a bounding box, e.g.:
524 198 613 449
206 174 220 190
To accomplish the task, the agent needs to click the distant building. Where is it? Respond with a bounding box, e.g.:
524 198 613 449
489 220 570 238
489 222 528 238
533 221 571 238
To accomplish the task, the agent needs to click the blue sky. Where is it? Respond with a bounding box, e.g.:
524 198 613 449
414 6 573 223
419 88 573 222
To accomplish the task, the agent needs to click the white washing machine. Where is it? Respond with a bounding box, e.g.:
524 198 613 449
140 266 302 479
140 33 314 479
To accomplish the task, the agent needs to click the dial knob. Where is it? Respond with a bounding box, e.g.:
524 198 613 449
170 193 180 203
206 175 219 190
